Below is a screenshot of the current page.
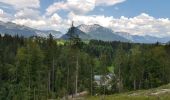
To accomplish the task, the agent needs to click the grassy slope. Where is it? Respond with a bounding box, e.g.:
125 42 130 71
85 84 170 100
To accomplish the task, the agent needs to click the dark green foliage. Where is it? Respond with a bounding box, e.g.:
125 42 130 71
0 34 170 99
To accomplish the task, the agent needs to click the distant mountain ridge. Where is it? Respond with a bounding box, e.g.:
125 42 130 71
116 32 170 43
61 26 91 40
77 24 129 42
0 21 169 43
0 21 63 38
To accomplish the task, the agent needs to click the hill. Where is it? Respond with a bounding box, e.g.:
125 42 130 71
86 83 170 100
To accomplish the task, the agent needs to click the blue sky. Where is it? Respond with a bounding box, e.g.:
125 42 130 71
40 0 170 18
0 0 170 37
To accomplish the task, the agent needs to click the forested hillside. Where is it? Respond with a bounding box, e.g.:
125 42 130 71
0 32 170 99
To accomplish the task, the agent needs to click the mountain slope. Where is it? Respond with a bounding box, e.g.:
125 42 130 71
0 21 36 37
86 83 170 100
77 24 129 42
36 30 63 38
116 32 170 43
132 35 170 43
61 26 91 40
0 21 63 38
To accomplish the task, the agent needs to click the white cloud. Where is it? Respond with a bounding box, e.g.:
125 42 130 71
67 12 170 37
0 8 3 16
12 19 46 29
46 0 95 16
110 13 170 37
68 12 113 27
0 0 40 9
10 12 170 37
46 1 66 16
49 13 62 24
96 0 126 6
1 2 170 38
12 13 68 32
45 0 126 16
14 8 40 19
0 8 11 22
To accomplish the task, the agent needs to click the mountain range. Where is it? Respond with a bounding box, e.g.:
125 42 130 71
61 26 91 40
61 24 129 42
0 21 62 38
77 24 129 42
116 32 170 43
0 21 169 43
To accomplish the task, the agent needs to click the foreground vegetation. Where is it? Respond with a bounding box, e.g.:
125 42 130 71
0 26 170 99
86 83 170 100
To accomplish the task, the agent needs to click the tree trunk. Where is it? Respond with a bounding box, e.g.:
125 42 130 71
34 88 36 100
103 76 106 100
52 57 55 92
29 72 31 100
66 65 70 99
90 65 93 96
48 71 51 92
139 80 142 89
75 57 79 96
134 79 136 90
118 67 121 93
47 77 48 99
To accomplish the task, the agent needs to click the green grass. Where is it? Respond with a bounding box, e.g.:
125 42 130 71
56 39 66 45
55 40 90 45
85 84 170 100
86 95 159 100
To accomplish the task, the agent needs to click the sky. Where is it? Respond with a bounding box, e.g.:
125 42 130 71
0 0 170 37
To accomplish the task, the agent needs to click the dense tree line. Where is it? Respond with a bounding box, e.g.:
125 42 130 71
0 33 170 99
